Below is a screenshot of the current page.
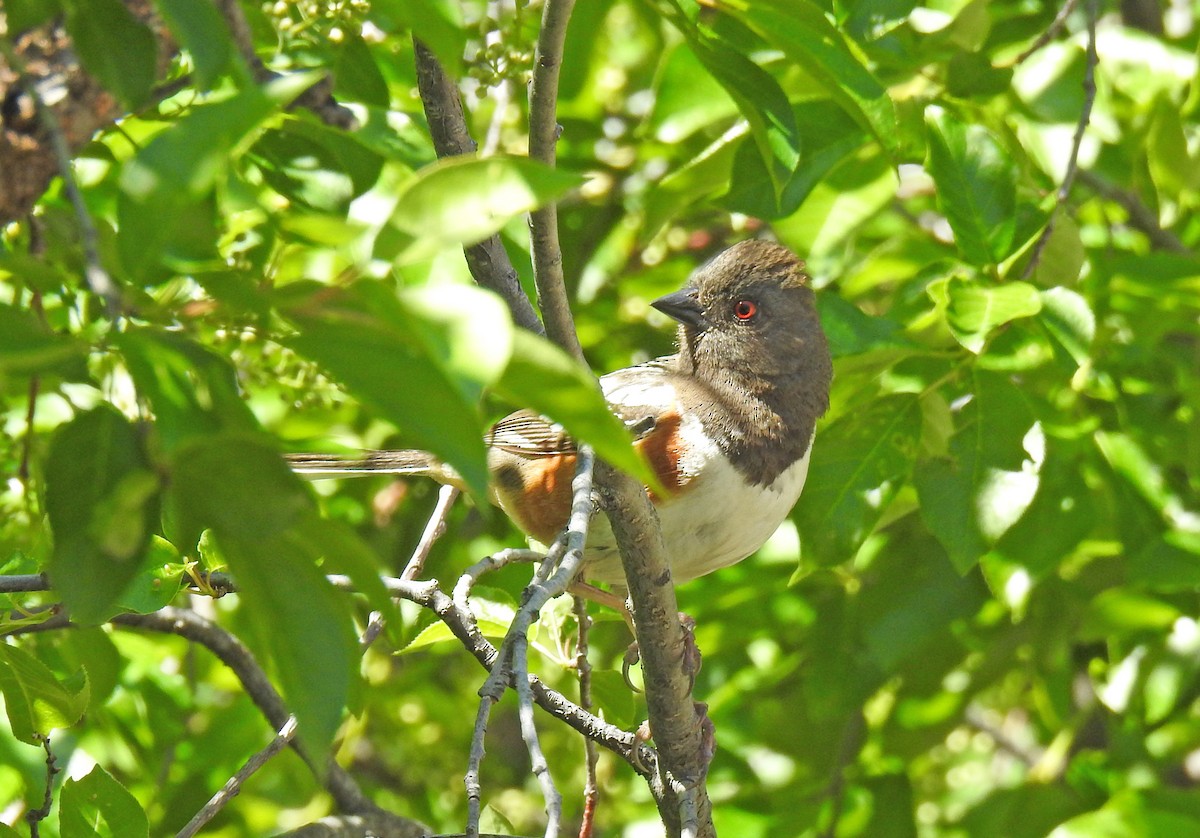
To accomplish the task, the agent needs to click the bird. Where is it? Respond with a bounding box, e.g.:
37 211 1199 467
288 239 832 600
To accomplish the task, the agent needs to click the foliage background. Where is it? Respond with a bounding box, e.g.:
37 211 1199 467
2 0 1200 835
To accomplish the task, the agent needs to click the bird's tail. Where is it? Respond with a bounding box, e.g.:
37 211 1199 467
286 449 461 485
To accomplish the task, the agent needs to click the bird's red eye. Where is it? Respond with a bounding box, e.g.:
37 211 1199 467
733 300 758 320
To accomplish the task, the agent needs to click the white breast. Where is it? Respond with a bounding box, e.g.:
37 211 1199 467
581 406 813 586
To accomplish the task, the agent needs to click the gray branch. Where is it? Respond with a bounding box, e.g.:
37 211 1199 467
412 38 545 335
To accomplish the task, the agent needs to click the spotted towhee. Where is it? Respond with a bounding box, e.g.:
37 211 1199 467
289 239 832 592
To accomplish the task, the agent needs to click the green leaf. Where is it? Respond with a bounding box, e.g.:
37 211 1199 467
644 125 746 237
249 119 385 212
496 329 660 491
648 42 739 144
45 406 162 625
403 594 515 652
59 765 149 838
333 33 391 107
0 644 90 744
372 0 466 73
925 110 1018 266
0 303 86 374
1081 590 1182 641
115 537 186 614
723 0 899 155
293 517 404 634
914 372 1040 572
655 0 801 194
722 100 869 220
817 293 915 360
117 328 261 451
795 394 922 567
118 74 315 278
284 281 510 498
776 149 896 258
1094 431 1197 530
63 0 156 108
152 0 237 89
6 0 62 31
1026 214 1085 287
1038 286 1095 365
168 434 358 756
937 277 1043 353
388 155 582 254
991 446 1096 578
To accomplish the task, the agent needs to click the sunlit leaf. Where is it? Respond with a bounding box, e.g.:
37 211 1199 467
168 434 359 756
494 329 659 491
284 281 511 498
914 372 1039 572
925 109 1018 266
795 394 922 567
152 0 237 89
388 155 583 251
45 406 162 625
59 766 149 838
0 303 86 375
0 644 90 744
935 276 1043 353
723 0 899 155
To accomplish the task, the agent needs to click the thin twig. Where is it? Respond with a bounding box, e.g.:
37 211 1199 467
176 717 299 838
412 38 545 335
1010 0 1082 66
361 484 461 648
0 41 123 316
110 609 411 827
467 446 596 838
323 573 659 778
527 0 584 363
574 595 599 838
465 689 495 833
515 636 563 838
26 734 58 837
18 281 45 483
1 568 661 780
1022 0 1099 279
402 484 460 581
1076 170 1189 253
453 548 544 620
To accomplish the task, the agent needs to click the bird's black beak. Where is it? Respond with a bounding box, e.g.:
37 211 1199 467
651 287 708 329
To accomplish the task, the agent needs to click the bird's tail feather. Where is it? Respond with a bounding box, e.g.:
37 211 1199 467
286 449 460 485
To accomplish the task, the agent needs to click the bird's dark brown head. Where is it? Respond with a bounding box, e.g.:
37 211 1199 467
652 239 831 389
651 239 833 483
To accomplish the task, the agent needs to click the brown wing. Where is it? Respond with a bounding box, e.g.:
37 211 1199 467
486 410 575 457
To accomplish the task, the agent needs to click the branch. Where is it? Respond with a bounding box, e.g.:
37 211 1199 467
212 0 357 129
527 0 584 362
1077 170 1190 254
110 609 422 834
1009 0 1082 66
597 462 715 836
0 38 124 316
523 0 716 830
176 716 298 838
0 573 50 593
466 447 596 837
26 734 58 837
362 483 460 648
574 595 599 838
412 38 545 335
323 574 660 782
1022 0 1098 279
